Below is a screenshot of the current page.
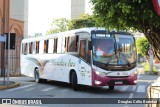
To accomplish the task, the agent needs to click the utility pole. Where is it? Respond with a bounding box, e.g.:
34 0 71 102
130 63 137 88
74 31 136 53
1 0 5 77
148 44 153 74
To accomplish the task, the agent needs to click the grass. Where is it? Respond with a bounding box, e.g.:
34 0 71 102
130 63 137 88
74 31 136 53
144 62 157 74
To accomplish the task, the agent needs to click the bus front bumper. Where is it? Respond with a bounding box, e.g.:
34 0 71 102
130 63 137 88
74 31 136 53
92 71 137 86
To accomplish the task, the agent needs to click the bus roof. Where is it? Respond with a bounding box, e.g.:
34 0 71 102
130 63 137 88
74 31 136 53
22 27 105 42
22 27 132 42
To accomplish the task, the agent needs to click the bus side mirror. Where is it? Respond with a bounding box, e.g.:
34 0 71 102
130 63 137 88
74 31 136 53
88 41 92 50
118 43 122 52
133 37 136 42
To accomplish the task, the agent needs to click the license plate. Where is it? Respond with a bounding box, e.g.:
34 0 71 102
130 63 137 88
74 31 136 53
115 81 123 84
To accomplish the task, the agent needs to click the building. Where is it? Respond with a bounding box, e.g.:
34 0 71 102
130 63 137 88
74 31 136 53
0 0 28 75
28 0 92 36
0 0 90 75
71 0 85 19
71 0 92 19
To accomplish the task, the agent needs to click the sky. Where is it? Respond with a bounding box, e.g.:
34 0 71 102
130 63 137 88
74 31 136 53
28 0 92 36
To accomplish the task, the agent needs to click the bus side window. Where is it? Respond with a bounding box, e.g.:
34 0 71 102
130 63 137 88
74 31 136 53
75 35 79 52
67 37 69 52
29 42 33 54
80 40 86 61
87 40 91 64
32 42 36 54
53 38 57 53
48 39 54 53
44 40 49 53
57 38 62 53
24 43 28 55
22 43 24 54
68 35 78 52
36 41 39 54
65 37 67 52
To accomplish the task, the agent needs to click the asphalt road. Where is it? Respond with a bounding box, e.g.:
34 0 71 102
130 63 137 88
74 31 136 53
0 65 159 107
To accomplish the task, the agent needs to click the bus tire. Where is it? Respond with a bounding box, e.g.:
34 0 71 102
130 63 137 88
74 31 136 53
71 71 78 91
34 68 46 83
109 86 114 90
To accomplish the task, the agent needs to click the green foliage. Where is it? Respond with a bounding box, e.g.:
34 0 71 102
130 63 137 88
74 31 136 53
136 37 149 56
68 14 96 30
46 18 69 35
91 0 160 60
91 0 160 31
144 62 157 73
46 14 96 35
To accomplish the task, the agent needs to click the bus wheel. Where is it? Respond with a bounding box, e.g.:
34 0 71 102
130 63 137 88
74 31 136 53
109 86 114 90
34 68 46 83
71 71 78 91
34 68 40 83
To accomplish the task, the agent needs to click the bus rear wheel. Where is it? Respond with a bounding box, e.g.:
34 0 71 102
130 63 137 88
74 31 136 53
71 71 78 91
34 68 46 83
109 86 114 90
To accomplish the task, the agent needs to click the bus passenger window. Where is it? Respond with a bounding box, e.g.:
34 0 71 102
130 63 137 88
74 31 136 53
80 40 86 60
32 42 36 54
61 37 66 53
36 41 39 54
22 43 24 54
65 37 67 52
75 35 79 52
44 40 49 53
48 39 54 53
29 42 33 54
87 41 91 64
53 38 57 53
57 38 62 53
24 43 28 55
68 35 78 52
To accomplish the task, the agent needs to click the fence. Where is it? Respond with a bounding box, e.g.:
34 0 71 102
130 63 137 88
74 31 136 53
0 35 22 76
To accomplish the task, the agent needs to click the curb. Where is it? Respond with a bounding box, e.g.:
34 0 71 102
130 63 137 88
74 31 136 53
0 82 20 90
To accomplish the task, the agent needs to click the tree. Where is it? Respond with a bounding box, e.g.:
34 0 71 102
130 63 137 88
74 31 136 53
47 15 96 34
136 37 149 56
68 14 96 30
91 0 160 60
46 18 69 35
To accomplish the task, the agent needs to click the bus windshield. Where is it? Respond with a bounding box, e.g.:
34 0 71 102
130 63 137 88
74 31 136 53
92 33 136 67
93 37 116 64
118 34 136 64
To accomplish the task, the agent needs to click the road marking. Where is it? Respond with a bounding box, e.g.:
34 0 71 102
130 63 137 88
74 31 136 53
137 69 142 79
6 84 34 92
138 74 141 78
137 80 155 83
41 87 54 92
132 86 136 91
120 86 129 91
129 93 134 98
25 87 35 92
136 85 146 93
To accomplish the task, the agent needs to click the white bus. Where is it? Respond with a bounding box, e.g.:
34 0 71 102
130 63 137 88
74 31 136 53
21 27 137 90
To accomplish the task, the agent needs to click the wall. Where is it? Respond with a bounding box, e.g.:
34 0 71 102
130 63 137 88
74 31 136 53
71 0 85 19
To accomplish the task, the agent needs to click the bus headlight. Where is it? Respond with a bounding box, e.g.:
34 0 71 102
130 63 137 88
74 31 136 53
131 71 138 76
95 80 102 85
95 71 106 77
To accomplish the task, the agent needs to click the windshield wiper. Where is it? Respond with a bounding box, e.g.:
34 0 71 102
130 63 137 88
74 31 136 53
119 53 131 67
105 54 116 67
93 60 106 68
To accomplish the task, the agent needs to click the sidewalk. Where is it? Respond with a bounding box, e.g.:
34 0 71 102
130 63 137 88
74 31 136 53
154 63 160 73
0 77 20 90
138 62 160 75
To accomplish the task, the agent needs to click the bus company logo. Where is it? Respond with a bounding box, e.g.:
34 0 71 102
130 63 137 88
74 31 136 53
2 99 11 104
117 72 120 76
